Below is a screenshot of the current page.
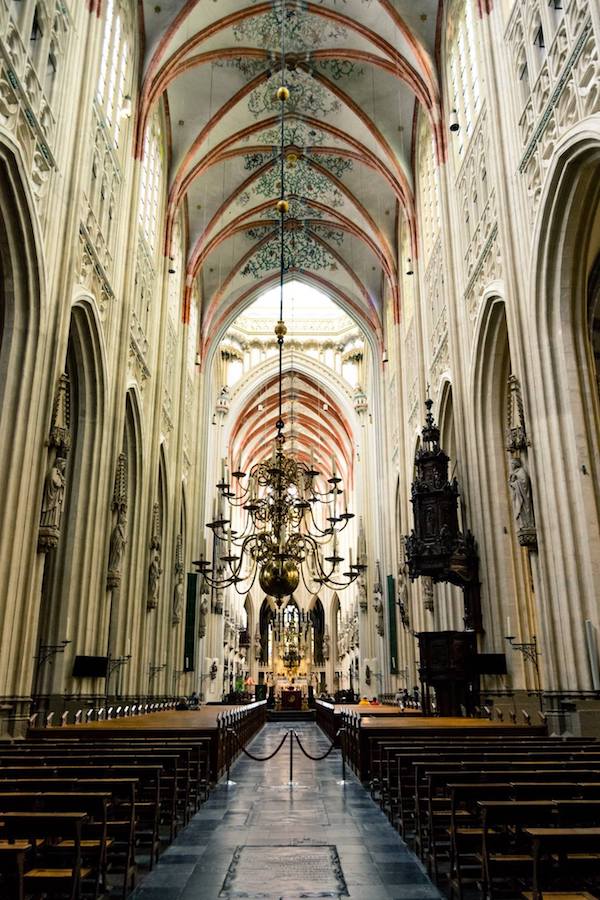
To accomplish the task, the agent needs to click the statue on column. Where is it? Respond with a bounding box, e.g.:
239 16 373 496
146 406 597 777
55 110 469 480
198 588 210 639
323 626 330 660
213 573 224 615
373 562 384 637
508 456 537 547
38 456 67 551
422 576 434 613
254 626 261 660
147 542 161 610
358 572 368 612
107 509 127 590
397 561 411 630
106 452 128 590
172 534 185 625
39 375 72 553
147 503 162 611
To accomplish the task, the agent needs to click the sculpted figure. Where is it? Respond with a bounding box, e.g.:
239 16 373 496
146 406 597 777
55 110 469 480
397 564 408 610
172 577 184 625
508 457 535 530
41 457 67 530
373 579 384 637
108 510 127 573
422 577 434 613
322 627 330 661
198 591 209 638
147 543 162 609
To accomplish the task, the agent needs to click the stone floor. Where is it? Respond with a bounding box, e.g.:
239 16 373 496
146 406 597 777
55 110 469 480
130 722 442 900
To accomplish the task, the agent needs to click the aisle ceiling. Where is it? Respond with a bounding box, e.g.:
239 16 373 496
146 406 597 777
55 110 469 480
137 0 444 357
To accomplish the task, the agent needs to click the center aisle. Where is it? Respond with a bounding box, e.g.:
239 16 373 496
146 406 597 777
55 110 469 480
131 722 441 900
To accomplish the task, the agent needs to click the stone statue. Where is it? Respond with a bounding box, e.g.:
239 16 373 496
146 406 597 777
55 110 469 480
373 572 384 637
323 626 330 660
198 591 210 639
508 458 535 528
107 509 127 589
38 456 67 551
41 456 66 529
358 574 368 612
147 542 162 610
508 457 537 546
397 564 408 606
172 576 184 625
422 576 434 613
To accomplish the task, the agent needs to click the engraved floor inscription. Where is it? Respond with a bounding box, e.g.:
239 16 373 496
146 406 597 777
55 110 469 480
245 799 329 827
219 844 348 898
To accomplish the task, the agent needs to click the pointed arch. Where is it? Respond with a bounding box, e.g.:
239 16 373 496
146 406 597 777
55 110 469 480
36 297 109 697
527 118 600 689
0 135 48 700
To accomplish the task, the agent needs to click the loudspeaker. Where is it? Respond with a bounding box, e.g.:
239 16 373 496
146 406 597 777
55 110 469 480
72 655 109 678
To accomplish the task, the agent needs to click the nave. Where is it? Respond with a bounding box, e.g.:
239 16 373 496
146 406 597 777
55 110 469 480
130 723 439 900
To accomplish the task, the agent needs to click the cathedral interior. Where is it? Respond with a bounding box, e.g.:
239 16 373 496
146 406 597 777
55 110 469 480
1 0 600 898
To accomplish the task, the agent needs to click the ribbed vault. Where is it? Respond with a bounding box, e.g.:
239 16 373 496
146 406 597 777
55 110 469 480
134 0 443 357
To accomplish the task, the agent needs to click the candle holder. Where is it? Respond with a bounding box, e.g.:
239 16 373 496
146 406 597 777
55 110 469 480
35 639 71 668
505 634 538 667
505 634 542 710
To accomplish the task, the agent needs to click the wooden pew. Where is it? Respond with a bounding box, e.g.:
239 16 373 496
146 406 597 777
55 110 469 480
0 793 109 899
0 777 137 897
0 811 89 900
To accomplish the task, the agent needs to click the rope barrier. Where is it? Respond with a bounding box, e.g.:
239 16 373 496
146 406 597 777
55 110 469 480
229 727 289 762
293 729 337 761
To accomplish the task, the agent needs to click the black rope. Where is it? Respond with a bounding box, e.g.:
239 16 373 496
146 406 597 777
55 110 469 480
229 727 289 762
293 729 338 761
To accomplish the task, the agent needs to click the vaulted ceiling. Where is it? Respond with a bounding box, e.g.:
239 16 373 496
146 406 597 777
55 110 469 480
137 0 444 357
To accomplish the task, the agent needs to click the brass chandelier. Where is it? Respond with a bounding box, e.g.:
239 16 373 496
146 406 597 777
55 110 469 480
195 0 365 603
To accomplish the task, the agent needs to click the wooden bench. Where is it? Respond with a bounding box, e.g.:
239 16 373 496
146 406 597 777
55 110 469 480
0 776 137 898
524 827 600 900
0 811 89 900
0 792 109 899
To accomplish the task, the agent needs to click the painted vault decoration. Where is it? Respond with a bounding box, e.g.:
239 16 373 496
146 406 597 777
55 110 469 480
137 0 442 347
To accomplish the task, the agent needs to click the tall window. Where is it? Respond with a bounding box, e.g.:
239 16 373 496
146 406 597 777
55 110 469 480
416 114 440 266
446 0 482 160
96 0 130 147
138 117 163 251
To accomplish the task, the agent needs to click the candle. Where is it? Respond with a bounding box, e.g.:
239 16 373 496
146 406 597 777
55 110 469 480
331 454 336 476
221 457 226 482
349 547 353 568
506 616 512 636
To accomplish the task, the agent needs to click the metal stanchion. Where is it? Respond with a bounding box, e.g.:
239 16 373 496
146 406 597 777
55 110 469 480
336 727 347 785
289 727 294 784
226 726 236 786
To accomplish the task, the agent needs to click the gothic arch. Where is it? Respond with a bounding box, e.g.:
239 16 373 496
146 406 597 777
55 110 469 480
36 297 109 697
0 135 48 700
527 117 600 689
112 388 145 696
470 295 536 689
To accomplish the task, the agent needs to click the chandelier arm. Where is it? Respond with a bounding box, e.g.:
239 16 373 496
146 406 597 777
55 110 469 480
299 560 320 597
305 503 335 537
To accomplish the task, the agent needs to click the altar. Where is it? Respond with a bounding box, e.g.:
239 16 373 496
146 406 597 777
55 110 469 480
274 677 308 698
281 688 302 710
